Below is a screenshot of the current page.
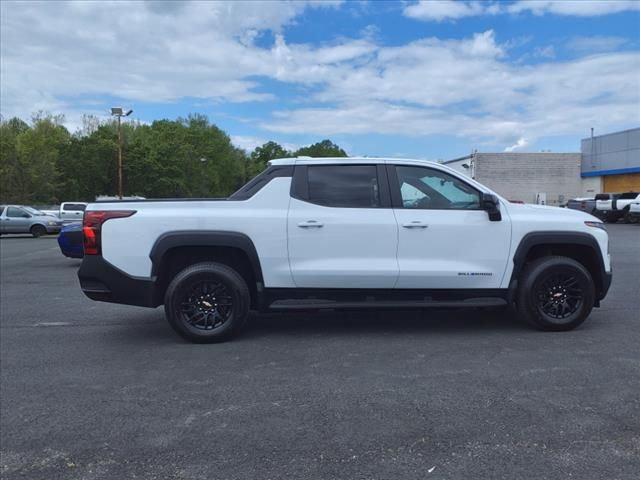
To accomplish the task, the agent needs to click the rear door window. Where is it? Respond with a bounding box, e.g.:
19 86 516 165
63 203 86 211
620 192 639 200
306 165 380 208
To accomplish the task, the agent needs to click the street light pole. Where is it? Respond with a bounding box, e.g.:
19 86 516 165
117 114 123 199
110 107 133 199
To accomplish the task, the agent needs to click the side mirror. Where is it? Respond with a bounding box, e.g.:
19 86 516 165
481 193 501 221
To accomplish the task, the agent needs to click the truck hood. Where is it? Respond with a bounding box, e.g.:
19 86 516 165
506 202 599 221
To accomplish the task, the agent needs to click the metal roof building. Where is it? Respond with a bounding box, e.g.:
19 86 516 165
580 127 640 193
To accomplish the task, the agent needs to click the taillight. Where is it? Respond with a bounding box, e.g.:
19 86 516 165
83 210 135 255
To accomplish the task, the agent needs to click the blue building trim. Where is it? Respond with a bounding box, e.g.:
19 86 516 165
581 166 640 177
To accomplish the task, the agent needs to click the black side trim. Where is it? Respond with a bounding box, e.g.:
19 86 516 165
510 231 611 301
386 164 403 208
291 165 309 201
376 164 392 208
261 288 508 312
78 255 157 307
149 230 264 284
229 165 294 200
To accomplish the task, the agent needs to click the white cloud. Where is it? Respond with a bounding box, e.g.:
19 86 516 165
533 45 556 59
403 0 640 21
403 1 489 22
231 135 300 153
566 36 628 53
0 0 348 118
504 138 529 152
508 0 640 16
1 1 638 153
262 33 640 149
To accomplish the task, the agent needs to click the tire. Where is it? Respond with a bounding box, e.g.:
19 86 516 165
622 208 637 224
593 210 607 221
30 224 47 238
516 256 595 331
164 262 250 343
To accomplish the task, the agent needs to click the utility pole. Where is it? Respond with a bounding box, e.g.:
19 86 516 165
110 107 133 199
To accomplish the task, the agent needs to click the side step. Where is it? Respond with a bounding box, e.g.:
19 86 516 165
269 297 507 311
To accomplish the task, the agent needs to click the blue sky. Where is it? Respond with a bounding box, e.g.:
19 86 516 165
1 0 639 160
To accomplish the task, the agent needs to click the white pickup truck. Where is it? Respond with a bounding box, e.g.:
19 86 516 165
595 192 640 223
78 157 612 342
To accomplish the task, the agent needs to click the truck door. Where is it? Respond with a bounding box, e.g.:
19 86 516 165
388 164 511 289
287 164 399 288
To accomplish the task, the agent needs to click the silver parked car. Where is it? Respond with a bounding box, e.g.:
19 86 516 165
0 205 64 237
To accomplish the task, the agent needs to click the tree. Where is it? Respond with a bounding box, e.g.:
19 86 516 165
293 139 347 158
12 114 70 203
248 141 292 179
0 117 30 203
0 112 349 204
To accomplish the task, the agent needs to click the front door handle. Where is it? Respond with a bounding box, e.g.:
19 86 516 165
402 221 428 229
298 220 324 228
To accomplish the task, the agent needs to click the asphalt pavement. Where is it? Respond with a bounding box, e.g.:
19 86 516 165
1 226 639 479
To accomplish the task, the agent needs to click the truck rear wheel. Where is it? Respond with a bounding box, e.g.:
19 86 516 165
164 262 250 343
516 256 595 331
623 208 637 224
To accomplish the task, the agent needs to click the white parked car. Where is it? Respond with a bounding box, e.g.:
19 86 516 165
59 202 88 223
78 157 612 342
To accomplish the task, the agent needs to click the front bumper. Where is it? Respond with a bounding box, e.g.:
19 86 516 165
46 224 63 233
78 255 159 307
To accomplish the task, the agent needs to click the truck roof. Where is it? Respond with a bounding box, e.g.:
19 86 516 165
268 156 439 166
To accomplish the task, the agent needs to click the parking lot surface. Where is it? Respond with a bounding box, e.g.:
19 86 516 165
1 226 639 479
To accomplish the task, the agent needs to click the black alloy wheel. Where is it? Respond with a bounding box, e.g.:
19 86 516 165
164 262 250 343
535 271 584 321
179 280 233 331
517 256 595 331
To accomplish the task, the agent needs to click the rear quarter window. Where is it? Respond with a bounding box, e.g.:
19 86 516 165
620 192 639 200
63 203 87 211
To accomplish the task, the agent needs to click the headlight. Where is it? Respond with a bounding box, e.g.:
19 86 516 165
47 221 56 226
585 221 606 231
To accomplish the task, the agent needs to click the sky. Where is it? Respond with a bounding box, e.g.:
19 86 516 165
1 0 639 160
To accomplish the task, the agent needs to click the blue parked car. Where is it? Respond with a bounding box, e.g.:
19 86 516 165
57 223 83 258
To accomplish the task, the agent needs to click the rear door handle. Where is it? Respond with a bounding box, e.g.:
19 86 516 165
298 220 324 228
402 221 429 229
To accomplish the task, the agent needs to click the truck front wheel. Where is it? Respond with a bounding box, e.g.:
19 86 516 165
517 256 595 331
164 262 250 343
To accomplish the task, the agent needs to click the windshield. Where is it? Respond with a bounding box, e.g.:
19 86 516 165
23 206 45 215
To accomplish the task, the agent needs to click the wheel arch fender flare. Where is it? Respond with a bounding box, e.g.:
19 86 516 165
509 231 608 301
149 230 264 284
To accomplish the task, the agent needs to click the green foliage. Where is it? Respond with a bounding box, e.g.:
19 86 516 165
248 141 292 179
293 139 347 158
0 114 347 203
